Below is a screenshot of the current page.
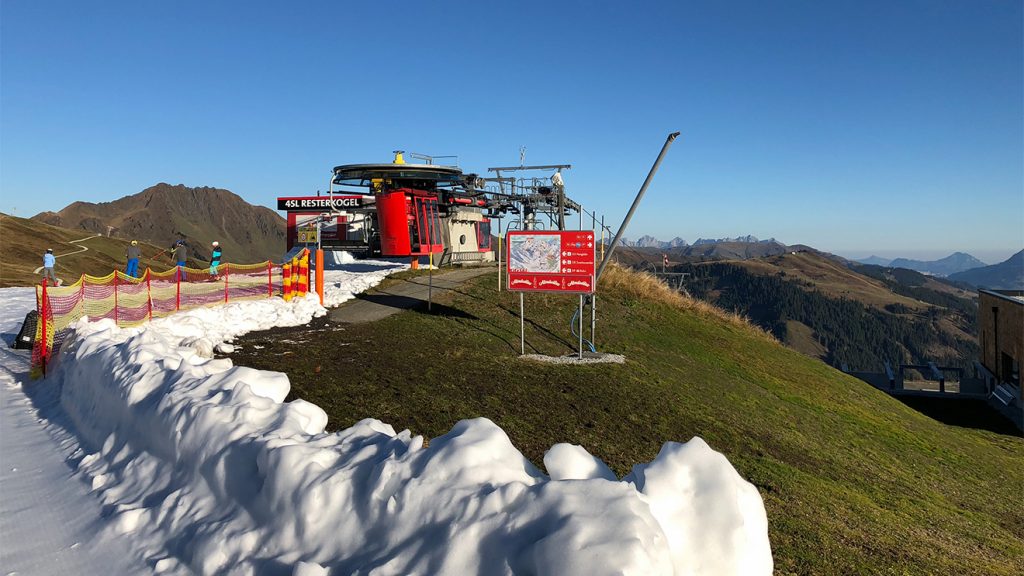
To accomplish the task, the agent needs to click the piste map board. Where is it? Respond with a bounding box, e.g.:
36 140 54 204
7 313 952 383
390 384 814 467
506 230 595 293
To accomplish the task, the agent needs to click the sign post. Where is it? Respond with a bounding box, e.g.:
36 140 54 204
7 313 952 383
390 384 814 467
520 292 525 355
506 230 596 294
506 230 596 357
578 294 584 358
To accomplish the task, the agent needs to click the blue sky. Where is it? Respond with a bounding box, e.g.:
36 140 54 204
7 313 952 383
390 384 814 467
2 1 1021 262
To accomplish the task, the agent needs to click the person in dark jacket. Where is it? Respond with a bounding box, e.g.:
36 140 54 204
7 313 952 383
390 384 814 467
172 240 187 281
125 240 141 277
209 241 222 278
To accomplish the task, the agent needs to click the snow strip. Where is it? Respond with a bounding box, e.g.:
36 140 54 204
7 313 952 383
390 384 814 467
1 288 149 575
6 256 773 574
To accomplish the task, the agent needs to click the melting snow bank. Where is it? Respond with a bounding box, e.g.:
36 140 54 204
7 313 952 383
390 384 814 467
43 274 770 575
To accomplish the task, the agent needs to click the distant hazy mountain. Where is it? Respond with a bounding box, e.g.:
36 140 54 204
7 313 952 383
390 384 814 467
623 235 689 249
948 250 1024 289
32 183 285 263
677 239 789 260
692 235 776 245
856 255 892 266
888 252 987 277
622 235 777 248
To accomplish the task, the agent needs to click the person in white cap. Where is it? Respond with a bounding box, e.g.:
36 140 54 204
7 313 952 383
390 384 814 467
210 241 222 278
41 248 57 285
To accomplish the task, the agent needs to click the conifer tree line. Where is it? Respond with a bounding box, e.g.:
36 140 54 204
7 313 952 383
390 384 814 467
677 263 979 372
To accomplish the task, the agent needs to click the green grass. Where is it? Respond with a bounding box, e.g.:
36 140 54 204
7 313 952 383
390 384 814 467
228 266 1024 575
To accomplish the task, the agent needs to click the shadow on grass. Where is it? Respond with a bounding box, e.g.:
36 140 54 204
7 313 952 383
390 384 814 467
896 396 1022 437
354 293 478 320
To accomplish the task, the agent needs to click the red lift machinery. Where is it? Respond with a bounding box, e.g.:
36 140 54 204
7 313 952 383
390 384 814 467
278 151 587 264
280 152 496 262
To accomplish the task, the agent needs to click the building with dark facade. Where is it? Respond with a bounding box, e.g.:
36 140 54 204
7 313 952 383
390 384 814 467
978 289 1023 429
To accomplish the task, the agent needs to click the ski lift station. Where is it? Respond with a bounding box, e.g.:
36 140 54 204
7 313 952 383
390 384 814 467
277 151 584 264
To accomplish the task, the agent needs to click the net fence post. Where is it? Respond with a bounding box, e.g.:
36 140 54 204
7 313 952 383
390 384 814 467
113 272 119 325
40 278 48 376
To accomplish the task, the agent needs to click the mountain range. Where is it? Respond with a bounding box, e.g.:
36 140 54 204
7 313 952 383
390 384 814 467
620 234 779 249
888 252 987 277
854 252 989 277
855 255 893 267
949 250 1024 290
620 235 689 248
32 183 286 263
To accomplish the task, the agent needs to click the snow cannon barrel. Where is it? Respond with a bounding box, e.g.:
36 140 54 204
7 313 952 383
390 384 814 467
298 251 309 297
283 262 293 301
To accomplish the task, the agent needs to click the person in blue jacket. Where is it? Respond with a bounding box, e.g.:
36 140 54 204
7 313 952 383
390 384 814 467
41 248 57 285
209 241 222 278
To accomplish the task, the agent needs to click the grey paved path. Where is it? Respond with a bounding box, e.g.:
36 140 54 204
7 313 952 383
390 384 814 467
329 267 491 324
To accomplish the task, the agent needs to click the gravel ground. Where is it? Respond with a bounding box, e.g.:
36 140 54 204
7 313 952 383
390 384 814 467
519 352 626 365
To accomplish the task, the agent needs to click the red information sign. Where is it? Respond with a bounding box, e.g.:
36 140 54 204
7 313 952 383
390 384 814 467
506 230 596 293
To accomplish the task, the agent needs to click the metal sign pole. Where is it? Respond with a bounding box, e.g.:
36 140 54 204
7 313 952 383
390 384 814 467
520 292 525 355
578 294 584 359
591 294 596 349
493 218 497 291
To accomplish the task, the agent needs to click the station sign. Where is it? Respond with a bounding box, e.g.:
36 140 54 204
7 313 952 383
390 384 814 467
277 196 366 211
506 230 595 293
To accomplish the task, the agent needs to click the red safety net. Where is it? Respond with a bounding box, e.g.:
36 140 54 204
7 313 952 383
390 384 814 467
31 257 304 377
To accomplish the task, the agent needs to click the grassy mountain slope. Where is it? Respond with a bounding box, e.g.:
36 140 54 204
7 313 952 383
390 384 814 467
227 265 1023 575
31 183 286 263
0 213 193 287
738 252 929 310
681 253 979 370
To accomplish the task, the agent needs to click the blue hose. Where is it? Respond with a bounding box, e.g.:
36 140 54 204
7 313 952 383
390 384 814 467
571 305 597 353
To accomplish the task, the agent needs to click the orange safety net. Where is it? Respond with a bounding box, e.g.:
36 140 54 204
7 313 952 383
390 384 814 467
31 254 309 377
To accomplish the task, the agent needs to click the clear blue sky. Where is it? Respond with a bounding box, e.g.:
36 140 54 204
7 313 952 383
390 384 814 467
2 1 1021 262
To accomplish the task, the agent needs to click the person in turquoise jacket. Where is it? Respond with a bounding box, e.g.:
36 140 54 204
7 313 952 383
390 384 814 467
210 241 222 278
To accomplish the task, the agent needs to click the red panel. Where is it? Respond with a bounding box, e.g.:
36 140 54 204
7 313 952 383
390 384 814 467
287 213 298 251
506 230 596 294
377 192 413 256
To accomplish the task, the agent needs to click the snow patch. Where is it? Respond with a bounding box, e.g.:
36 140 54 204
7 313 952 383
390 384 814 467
4 256 772 574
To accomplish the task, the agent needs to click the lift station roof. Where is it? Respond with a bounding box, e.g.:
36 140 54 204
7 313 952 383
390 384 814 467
331 164 465 189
